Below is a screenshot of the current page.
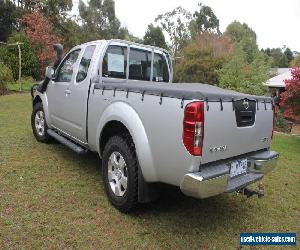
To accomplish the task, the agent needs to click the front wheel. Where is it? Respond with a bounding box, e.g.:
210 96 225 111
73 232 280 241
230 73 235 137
102 135 138 213
31 102 52 143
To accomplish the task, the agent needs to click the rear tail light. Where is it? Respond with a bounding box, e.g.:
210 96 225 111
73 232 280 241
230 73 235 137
183 101 204 156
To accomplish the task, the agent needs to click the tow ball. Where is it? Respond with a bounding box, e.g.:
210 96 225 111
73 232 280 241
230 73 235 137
238 182 264 198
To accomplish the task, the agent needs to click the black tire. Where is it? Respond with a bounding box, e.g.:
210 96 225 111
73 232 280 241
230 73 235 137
102 135 138 213
31 102 52 143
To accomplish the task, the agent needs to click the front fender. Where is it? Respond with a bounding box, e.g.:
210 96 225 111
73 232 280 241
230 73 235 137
33 92 50 128
96 101 157 182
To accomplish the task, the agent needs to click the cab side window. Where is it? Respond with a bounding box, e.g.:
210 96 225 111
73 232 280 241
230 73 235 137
129 49 151 81
102 45 127 79
76 45 96 83
153 53 169 82
56 49 81 82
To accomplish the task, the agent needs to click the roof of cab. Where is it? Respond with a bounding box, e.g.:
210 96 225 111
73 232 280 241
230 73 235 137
80 39 170 55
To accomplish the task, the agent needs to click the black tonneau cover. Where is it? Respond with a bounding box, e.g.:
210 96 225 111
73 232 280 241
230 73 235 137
94 82 272 103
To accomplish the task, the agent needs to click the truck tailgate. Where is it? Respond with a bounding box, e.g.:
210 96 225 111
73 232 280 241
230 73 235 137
201 99 273 164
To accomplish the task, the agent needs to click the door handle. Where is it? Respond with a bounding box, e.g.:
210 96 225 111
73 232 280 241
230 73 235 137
64 89 71 96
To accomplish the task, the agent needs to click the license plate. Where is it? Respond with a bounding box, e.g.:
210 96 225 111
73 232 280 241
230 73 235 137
229 159 248 178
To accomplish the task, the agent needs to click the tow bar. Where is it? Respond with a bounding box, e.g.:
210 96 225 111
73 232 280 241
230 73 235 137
238 182 264 198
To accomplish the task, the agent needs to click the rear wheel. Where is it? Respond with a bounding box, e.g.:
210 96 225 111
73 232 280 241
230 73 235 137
31 102 52 143
102 135 138 213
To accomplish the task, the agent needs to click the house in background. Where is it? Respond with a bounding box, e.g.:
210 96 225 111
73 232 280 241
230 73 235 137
264 68 292 99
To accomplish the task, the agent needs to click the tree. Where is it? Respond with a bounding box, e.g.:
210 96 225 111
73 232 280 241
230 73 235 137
155 3 220 56
174 33 233 84
262 47 290 68
270 48 289 67
225 21 256 43
8 0 40 10
290 54 300 67
284 47 294 64
280 68 300 120
0 63 13 95
219 46 270 95
225 21 258 63
0 0 18 41
0 32 39 80
143 24 168 49
22 10 62 77
7 0 75 49
122 29 144 44
79 0 123 41
39 0 73 16
262 48 272 57
54 18 82 49
190 2 220 37
39 0 74 49
9 0 73 15
155 6 192 56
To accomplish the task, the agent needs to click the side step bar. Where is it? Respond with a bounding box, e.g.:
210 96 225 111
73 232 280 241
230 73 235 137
47 129 88 154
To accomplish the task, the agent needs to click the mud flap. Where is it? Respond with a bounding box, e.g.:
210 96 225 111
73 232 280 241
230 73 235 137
138 166 160 203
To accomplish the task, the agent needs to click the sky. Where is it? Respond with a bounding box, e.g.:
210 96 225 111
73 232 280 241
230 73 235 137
73 0 300 52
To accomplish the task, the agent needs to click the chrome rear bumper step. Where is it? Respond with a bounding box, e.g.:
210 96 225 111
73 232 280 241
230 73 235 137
225 173 263 193
47 129 88 154
180 150 278 199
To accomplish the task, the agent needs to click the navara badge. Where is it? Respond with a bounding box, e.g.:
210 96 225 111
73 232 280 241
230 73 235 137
210 145 228 153
243 99 249 110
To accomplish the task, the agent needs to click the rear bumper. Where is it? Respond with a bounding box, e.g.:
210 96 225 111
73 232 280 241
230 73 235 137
180 150 279 199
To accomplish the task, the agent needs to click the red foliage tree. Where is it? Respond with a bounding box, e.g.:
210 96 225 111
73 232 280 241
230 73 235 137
280 68 300 120
22 9 62 77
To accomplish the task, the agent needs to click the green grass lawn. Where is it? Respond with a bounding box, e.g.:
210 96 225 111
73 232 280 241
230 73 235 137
6 80 37 93
0 93 299 249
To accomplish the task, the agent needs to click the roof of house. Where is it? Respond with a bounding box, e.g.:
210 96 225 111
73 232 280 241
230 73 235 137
265 68 292 88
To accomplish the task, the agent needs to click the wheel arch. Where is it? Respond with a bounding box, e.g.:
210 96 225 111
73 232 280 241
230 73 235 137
96 102 157 182
99 120 130 156
33 95 42 106
32 93 50 128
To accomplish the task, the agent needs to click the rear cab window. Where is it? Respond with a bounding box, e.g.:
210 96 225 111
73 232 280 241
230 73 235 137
102 45 127 79
129 48 152 81
153 52 169 83
101 41 171 83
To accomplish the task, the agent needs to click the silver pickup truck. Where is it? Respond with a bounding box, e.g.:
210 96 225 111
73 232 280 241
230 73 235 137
31 39 279 212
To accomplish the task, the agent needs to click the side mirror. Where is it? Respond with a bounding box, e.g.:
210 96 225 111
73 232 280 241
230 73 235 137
45 66 55 79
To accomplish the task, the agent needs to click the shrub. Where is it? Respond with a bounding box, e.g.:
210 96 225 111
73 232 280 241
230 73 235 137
274 109 292 133
0 63 13 95
218 46 270 95
174 33 233 84
22 10 62 78
280 68 300 120
290 54 300 67
0 32 39 80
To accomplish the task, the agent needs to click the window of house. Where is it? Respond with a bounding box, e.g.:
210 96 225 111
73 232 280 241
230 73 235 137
102 45 127 79
129 48 151 81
